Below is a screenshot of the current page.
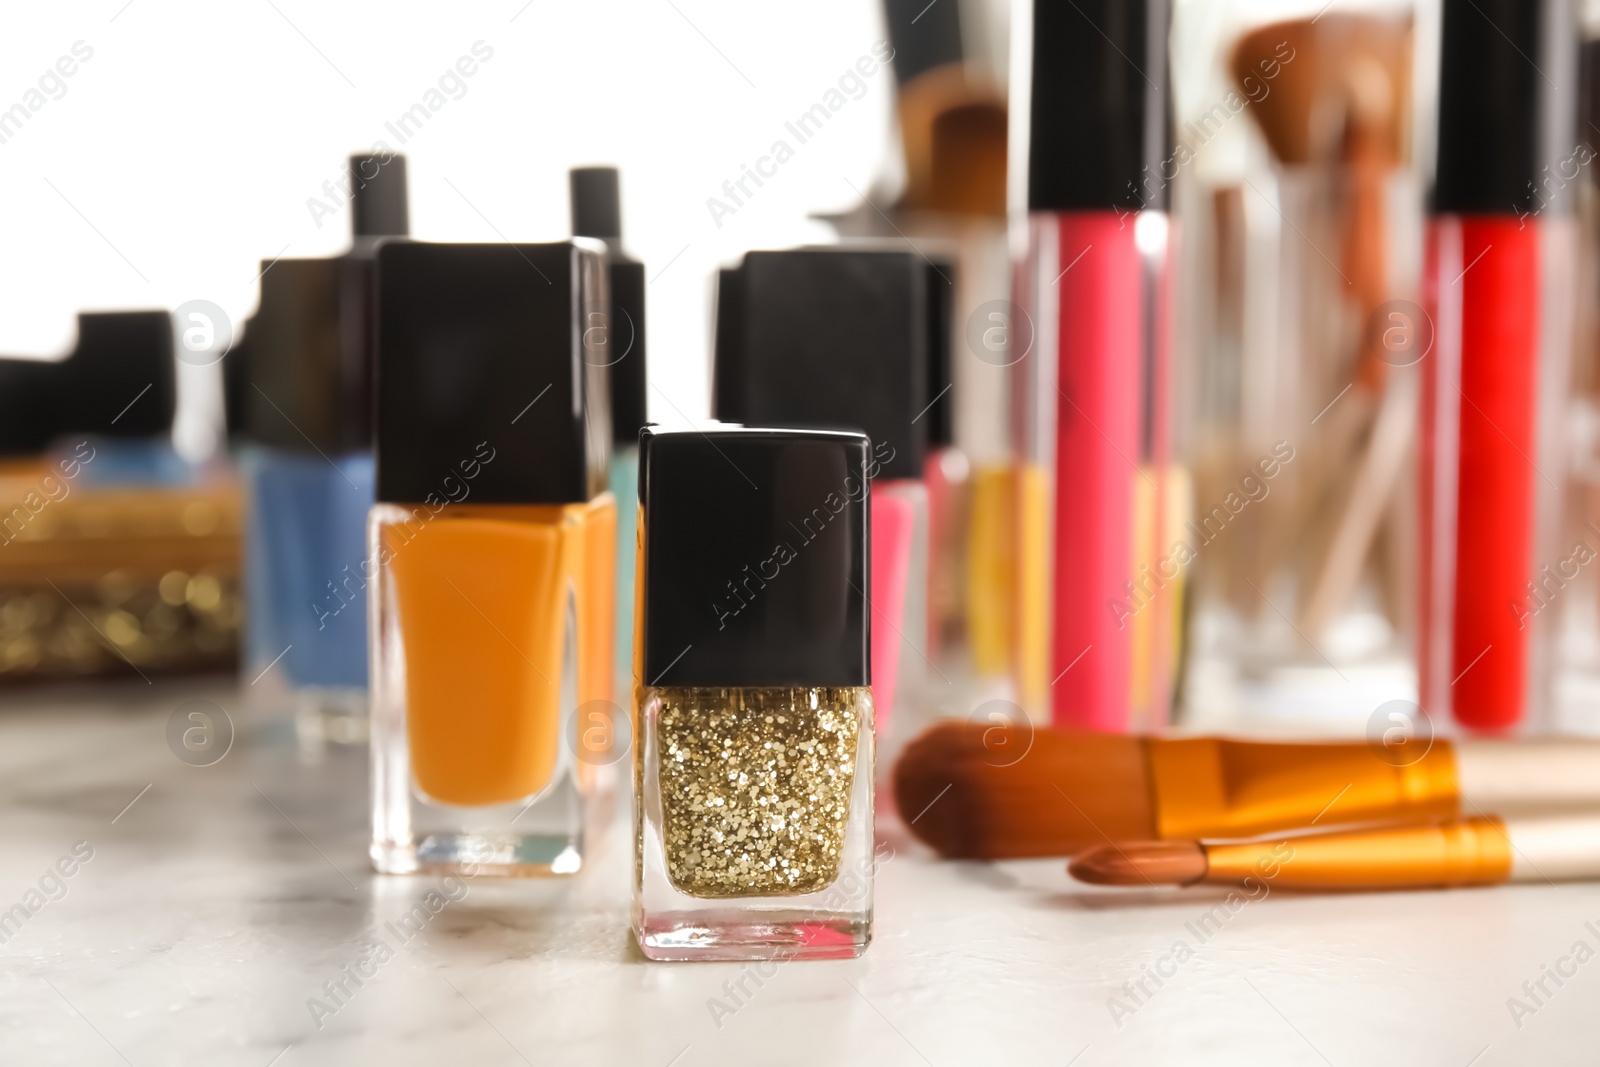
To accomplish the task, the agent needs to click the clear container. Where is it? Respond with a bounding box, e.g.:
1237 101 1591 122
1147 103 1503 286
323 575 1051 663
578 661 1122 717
242 445 374 746
633 685 875 961
369 496 615 876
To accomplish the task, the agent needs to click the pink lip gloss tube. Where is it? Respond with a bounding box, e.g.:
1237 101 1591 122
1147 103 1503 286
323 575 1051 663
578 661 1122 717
1012 0 1176 731
714 247 936 738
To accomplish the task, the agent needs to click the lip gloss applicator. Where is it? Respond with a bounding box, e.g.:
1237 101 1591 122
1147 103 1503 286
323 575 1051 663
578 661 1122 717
1420 0 1578 733
1012 0 1176 730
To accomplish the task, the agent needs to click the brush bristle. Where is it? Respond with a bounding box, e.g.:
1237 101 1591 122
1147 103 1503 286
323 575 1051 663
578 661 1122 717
891 720 1156 859
1068 841 1207 887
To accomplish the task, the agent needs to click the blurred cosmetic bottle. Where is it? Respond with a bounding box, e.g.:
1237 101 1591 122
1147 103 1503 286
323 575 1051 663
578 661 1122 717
368 240 614 877
0 315 243 683
714 247 932 742
633 425 875 961
239 154 406 748
569 166 647 693
1420 0 1579 733
1012 0 1179 731
830 0 1014 693
48 312 185 485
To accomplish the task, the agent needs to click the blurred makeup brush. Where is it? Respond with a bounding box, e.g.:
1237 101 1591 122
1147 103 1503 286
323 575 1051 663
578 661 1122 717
1068 813 1600 891
893 720 1600 859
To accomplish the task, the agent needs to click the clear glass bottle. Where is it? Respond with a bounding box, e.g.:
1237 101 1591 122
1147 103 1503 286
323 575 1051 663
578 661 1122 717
633 426 875 960
369 238 614 876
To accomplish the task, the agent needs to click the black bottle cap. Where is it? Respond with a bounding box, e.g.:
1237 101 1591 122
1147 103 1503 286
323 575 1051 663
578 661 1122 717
639 425 870 688
711 266 745 422
712 248 929 480
883 0 963 85
243 258 370 453
924 257 954 448
0 358 64 455
1435 0 1576 215
1026 0 1173 213
568 167 647 444
570 166 621 240
375 241 610 504
607 257 647 444
64 312 177 438
351 153 409 240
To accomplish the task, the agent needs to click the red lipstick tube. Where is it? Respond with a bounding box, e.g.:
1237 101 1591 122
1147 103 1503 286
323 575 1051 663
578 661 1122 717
1419 0 1577 732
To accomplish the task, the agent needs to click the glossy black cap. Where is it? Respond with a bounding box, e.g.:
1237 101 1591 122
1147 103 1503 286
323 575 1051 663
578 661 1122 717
570 167 621 240
0 358 63 455
639 425 870 688
64 312 177 438
1027 0 1172 212
1436 0 1577 215
923 257 954 447
607 258 647 443
375 241 610 504
243 258 372 453
712 248 929 480
351 153 409 239
711 266 745 422
883 0 962 85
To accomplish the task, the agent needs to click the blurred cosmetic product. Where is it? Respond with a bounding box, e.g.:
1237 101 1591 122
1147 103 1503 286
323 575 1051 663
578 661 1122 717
1420 0 1578 733
239 154 406 748
0 314 243 683
1012 0 1181 731
633 425 875 961
369 240 614 877
824 0 1013 689
1180 13 1423 727
1070 812 1600 892
895 718 1600 859
569 166 647 692
714 247 932 742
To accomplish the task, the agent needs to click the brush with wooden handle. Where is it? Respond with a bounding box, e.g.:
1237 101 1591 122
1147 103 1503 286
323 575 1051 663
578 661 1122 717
893 720 1600 858
1068 813 1600 891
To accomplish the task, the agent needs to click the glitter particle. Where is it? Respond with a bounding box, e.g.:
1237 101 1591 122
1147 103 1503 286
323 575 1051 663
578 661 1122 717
652 687 867 898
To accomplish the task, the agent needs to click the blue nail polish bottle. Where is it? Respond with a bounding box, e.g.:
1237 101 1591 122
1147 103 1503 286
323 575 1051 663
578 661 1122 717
239 153 408 745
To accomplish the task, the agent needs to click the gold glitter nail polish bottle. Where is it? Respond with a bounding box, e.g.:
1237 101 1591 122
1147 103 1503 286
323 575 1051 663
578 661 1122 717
633 425 876 961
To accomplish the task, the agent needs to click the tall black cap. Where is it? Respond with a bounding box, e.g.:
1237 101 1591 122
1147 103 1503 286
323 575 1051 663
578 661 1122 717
713 248 929 480
1027 0 1173 212
923 257 954 448
883 0 963 85
568 167 647 443
570 167 622 240
639 425 870 688
350 153 409 240
1436 0 1578 214
243 258 372 453
607 257 647 443
63 312 177 438
0 358 64 455
375 241 611 504
711 266 745 422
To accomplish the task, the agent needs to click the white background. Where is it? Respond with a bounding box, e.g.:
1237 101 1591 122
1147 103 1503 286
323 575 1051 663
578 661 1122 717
0 0 898 426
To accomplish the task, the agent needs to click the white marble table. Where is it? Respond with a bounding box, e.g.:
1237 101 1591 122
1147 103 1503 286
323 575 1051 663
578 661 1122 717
1 679 1597 1066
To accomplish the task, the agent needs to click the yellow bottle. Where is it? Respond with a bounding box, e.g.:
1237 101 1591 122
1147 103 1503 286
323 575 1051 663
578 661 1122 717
369 239 614 877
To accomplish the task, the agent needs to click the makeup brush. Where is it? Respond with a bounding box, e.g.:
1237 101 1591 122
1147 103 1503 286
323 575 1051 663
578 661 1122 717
1068 812 1600 891
893 720 1600 859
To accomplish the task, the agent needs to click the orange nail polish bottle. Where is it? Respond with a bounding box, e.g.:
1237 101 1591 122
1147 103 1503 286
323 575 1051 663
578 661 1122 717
368 240 615 877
